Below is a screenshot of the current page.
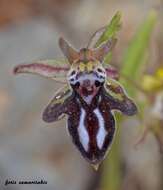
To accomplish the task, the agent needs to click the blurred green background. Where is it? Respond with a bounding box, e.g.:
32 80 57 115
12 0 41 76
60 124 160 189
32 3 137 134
0 0 163 190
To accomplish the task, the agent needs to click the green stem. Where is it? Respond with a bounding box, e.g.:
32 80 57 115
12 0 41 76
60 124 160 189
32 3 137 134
101 116 121 190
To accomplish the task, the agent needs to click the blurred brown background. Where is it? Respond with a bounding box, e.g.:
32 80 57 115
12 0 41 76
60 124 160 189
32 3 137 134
0 0 162 190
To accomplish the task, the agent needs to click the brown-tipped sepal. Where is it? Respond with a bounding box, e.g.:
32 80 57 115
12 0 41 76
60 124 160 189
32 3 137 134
59 37 79 64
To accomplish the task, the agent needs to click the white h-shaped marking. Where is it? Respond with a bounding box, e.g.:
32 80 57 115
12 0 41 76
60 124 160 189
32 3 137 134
78 108 89 151
94 108 107 149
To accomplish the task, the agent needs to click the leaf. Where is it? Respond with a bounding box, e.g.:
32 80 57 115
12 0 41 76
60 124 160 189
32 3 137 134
87 11 121 53
13 59 69 82
121 11 157 85
87 27 106 48
95 11 122 47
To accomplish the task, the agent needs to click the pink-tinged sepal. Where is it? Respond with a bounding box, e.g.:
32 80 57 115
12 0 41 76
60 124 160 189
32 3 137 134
13 59 69 82
104 78 137 115
42 86 74 123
